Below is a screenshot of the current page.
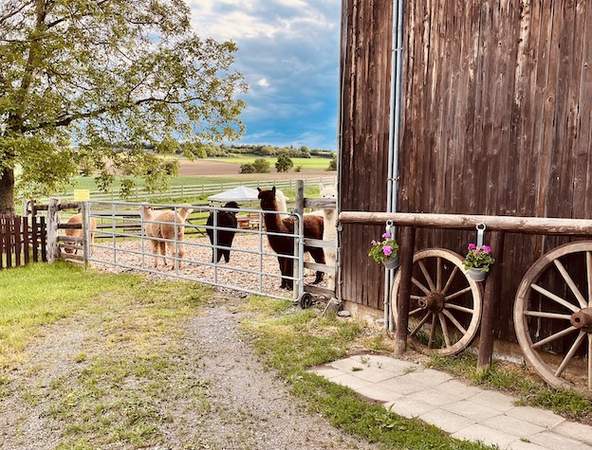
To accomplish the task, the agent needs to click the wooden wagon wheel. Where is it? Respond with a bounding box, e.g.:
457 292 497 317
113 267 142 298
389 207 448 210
392 248 483 356
514 241 592 393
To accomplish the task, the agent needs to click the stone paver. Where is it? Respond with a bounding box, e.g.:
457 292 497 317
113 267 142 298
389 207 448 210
309 354 592 450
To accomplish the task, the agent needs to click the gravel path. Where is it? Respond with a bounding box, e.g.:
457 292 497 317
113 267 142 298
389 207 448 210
91 233 328 298
183 296 376 450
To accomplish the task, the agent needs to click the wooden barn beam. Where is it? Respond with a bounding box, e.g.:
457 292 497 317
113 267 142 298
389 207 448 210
339 212 592 236
394 226 416 355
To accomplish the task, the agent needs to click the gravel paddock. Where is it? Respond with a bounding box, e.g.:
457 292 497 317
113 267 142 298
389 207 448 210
90 231 328 299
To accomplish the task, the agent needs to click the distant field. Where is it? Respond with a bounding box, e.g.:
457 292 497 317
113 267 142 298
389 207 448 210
69 154 335 192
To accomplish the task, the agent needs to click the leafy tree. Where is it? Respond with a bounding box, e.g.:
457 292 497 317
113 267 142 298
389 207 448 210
275 154 293 172
328 154 337 171
239 163 255 174
252 158 271 173
0 0 246 212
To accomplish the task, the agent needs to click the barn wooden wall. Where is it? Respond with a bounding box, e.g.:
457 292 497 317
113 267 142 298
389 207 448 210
339 0 393 310
340 0 592 341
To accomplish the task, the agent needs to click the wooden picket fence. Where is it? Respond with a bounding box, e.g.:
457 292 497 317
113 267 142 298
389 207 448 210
0 214 47 269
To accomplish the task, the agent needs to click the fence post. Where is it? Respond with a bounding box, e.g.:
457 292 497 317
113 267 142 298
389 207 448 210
477 231 505 371
394 226 416 355
293 180 304 301
81 201 90 268
47 198 60 263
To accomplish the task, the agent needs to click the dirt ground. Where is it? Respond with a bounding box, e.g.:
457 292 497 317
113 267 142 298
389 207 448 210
0 291 374 450
90 233 331 299
178 159 330 177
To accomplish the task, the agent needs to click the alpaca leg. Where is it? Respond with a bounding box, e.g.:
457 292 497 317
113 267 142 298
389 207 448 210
308 247 326 284
284 257 294 290
151 240 159 268
160 241 167 267
223 249 230 263
278 257 287 289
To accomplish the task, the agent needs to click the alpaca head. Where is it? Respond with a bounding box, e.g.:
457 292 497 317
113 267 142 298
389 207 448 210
178 207 193 221
257 187 278 211
140 205 153 219
320 184 337 200
224 201 239 215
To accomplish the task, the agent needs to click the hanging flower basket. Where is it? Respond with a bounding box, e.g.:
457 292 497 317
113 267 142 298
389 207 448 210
463 243 494 282
369 231 399 270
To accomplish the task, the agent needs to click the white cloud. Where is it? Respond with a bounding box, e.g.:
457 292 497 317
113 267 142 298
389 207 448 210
257 78 270 88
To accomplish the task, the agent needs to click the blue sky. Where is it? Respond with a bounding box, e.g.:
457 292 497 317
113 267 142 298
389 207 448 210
190 0 340 150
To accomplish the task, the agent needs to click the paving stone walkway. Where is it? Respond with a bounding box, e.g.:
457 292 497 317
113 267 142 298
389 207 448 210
310 354 592 450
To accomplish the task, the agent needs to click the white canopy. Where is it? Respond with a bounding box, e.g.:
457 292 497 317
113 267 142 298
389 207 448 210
207 186 260 202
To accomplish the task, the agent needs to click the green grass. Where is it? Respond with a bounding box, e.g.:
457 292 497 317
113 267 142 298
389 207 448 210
241 297 494 450
429 352 592 424
1 262 212 448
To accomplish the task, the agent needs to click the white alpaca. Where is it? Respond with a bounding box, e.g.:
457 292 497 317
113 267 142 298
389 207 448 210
320 184 337 291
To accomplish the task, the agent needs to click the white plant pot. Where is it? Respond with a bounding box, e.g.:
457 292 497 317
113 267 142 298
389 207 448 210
466 268 487 282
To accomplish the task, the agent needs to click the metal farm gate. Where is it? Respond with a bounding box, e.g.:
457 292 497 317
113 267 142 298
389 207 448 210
44 181 337 303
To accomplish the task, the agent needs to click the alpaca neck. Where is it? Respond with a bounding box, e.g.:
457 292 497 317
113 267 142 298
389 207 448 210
263 211 285 232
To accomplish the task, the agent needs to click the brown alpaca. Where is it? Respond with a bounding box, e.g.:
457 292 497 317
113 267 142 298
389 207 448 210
258 187 325 290
140 205 193 268
64 213 97 255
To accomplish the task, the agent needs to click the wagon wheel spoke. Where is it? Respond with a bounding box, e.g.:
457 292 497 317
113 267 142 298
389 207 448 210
531 283 579 313
442 309 467 335
555 332 586 377
441 266 458 295
418 261 436 291
445 286 472 301
410 312 431 337
427 313 437 349
588 334 592 391
553 260 587 309
531 326 578 349
412 277 431 295
411 295 424 301
438 313 451 348
409 306 426 316
436 257 442 291
588 252 592 306
445 303 474 314
524 311 572 320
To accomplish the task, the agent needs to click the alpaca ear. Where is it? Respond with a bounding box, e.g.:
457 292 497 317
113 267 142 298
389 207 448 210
257 187 261 192
272 186 276 194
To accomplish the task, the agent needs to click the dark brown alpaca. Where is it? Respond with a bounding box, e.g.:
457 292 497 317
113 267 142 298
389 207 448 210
258 187 325 289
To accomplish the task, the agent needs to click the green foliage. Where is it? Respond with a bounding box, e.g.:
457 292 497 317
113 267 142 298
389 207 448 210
368 232 399 265
462 245 495 272
328 154 337 171
252 158 271 173
239 163 256 174
0 0 246 201
275 154 293 172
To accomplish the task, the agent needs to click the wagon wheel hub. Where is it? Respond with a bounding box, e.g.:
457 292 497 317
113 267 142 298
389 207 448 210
570 308 592 332
424 292 445 313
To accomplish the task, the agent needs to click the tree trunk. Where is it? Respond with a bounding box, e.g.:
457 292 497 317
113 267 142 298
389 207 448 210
0 168 15 215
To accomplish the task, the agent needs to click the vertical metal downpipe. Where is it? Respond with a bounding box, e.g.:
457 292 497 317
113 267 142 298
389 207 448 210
384 0 405 331
336 0 348 304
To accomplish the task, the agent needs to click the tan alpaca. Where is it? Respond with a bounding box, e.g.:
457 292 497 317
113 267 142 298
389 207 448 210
320 184 337 291
64 213 97 255
140 205 193 268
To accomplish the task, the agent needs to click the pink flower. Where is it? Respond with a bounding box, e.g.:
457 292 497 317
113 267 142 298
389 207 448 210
382 231 391 239
468 243 477 251
481 245 492 254
383 245 393 256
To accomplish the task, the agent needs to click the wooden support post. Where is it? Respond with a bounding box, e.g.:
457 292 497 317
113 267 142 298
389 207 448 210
293 180 304 301
81 202 90 267
47 198 60 263
394 226 416 355
477 231 505 371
